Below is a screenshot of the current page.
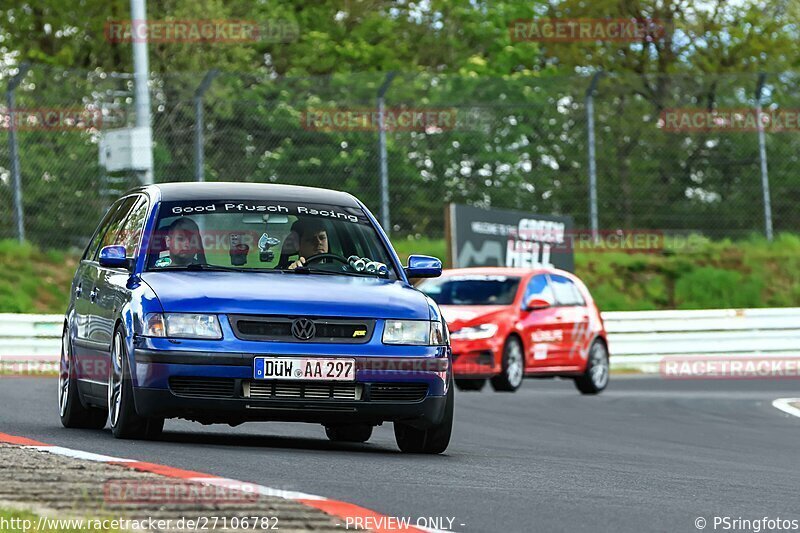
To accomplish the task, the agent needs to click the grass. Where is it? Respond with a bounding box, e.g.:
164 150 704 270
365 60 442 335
395 233 800 311
1 234 799 313
575 233 800 310
0 240 77 314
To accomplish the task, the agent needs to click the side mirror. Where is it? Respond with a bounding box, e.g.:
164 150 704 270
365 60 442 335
525 297 552 311
404 255 442 279
98 245 130 269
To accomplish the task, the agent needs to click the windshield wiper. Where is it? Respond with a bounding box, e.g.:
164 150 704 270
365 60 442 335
277 266 387 278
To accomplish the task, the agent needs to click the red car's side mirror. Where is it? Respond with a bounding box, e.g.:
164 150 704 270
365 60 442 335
525 297 552 311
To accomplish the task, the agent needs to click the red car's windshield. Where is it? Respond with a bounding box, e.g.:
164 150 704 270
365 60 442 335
419 275 521 306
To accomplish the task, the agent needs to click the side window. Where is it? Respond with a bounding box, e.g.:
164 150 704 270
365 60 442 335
118 196 149 259
96 196 138 258
549 274 585 306
522 274 555 307
83 201 123 261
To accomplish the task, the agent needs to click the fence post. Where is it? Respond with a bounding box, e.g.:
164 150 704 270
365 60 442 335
6 62 31 243
586 71 603 242
194 69 219 182
755 73 773 241
377 72 396 235
130 0 153 185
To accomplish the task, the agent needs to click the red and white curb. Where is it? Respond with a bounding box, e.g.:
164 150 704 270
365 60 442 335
0 432 449 533
772 398 800 418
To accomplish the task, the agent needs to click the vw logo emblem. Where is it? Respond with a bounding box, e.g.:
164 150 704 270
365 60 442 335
291 318 316 340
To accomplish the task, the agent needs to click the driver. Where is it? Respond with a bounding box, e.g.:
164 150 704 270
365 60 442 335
287 218 329 270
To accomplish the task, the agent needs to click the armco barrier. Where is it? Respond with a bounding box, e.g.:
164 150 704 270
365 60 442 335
0 314 63 359
603 307 800 372
2 309 799 372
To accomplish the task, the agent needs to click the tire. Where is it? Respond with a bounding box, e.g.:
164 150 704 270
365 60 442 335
490 337 524 392
394 377 454 454
455 378 486 392
59 328 108 429
325 424 373 443
574 339 610 395
109 327 164 440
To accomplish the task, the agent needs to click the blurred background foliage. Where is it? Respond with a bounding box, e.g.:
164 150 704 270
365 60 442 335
1 0 799 311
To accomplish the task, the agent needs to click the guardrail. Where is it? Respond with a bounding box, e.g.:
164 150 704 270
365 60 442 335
604 307 800 372
0 313 63 359
2 309 799 373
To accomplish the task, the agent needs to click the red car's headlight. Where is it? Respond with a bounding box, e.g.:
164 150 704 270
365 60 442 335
450 323 498 341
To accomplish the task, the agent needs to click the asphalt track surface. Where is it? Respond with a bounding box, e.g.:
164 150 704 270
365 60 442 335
0 376 797 533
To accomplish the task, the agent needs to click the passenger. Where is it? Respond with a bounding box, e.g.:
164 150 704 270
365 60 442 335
163 217 205 266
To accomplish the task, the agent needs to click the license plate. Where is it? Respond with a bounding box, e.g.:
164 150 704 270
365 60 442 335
253 357 356 381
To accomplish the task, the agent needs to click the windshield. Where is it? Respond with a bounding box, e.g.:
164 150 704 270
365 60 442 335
146 200 397 279
418 275 521 305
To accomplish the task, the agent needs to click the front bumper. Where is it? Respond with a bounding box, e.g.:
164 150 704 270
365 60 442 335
450 338 501 378
133 386 447 428
131 347 450 428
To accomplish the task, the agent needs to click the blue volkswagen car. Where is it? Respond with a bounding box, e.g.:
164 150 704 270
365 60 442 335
59 183 453 453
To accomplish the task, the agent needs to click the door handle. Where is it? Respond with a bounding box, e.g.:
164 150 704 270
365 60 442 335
89 287 99 302
75 284 83 298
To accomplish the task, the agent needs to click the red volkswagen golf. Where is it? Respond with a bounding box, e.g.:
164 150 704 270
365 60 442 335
418 267 609 394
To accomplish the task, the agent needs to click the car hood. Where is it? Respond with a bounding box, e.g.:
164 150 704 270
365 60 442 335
439 305 509 331
141 271 430 319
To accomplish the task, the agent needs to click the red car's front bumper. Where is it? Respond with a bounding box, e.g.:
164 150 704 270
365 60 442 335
450 337 502 378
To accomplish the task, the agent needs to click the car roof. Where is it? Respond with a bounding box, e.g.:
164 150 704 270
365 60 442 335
133 182 361 207
440 266 575 279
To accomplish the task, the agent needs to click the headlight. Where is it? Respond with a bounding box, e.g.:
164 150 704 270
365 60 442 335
450 323 498 341
144 313 222 339
383 320 447 346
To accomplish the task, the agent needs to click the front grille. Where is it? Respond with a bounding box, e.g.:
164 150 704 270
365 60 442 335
230 315 375 344
169 377 236 399
238 321 289 338
168 377 428 403
370 383 429 402
246 381 362 401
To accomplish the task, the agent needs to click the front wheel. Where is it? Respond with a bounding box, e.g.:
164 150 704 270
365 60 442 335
59 329 107 429
490 337 524 392
109 328 164 440
574 340 609 395
394 378 454 454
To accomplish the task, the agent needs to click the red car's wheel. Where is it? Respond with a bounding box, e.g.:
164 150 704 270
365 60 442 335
574 340 609 394
490 337 524 392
